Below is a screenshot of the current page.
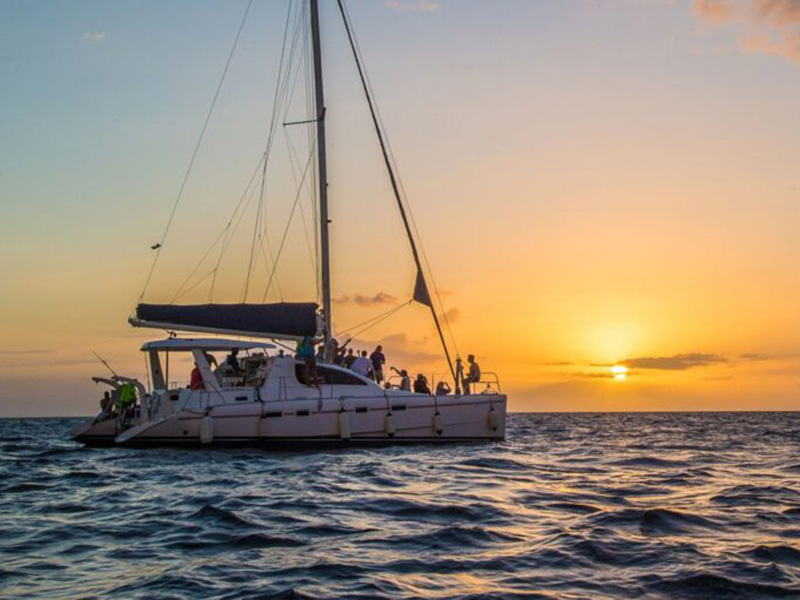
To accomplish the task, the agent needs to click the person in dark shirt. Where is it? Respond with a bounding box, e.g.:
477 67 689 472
463 354 481 394
223 349 240 375
413 374 430 395
344 348 356 369
370 345 386 383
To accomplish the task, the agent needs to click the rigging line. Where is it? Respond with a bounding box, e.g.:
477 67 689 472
173 269 217 303
210 156 270 300
303 9 321 304
260 141 317 303
242 0 296 302
335 300 412 337
209 152 268 300
244 0 307 300
336 0 456 382
347 301 413 340
341 0 460 358
172 152 266 303
137 0 253 305
258 228 284 301
283 130 318 289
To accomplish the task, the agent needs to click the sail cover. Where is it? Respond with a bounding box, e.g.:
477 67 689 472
134 303 318 339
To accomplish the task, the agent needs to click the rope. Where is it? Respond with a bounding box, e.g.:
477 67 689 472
260 141 317 302
137 0 253 305
340 0 460 359
242 0 298 302
336 300 412 339
337 0 457 379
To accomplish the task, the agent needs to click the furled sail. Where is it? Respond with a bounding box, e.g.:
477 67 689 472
131 303 318 339
412 269 432 308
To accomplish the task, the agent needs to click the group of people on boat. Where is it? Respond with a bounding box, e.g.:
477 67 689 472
295 335 483 395
189 348 244 390
182 337 483 395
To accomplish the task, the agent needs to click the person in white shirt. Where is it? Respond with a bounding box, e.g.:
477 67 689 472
390 366 411 391
351 350 372 378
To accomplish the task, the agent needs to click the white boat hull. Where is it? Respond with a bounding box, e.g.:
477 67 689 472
74 394 505 447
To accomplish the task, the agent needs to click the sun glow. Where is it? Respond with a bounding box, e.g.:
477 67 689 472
611 365 628 381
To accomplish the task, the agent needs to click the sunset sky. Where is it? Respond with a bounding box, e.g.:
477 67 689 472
1 0 799 416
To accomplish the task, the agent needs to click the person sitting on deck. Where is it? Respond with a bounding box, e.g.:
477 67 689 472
190 362 204 390
413 374 431 395
390 366 411 391
223 348 240 375
351 351 372 378
100 391 112 412
435 381 451 396
462 354 481 394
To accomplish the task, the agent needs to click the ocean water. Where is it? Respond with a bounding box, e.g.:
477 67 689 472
1 413 800 599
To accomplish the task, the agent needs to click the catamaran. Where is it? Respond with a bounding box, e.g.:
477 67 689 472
72 0 506 447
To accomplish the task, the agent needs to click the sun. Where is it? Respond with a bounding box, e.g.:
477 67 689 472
611 364 628 381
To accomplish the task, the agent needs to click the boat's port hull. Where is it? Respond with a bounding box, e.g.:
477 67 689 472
71 418 118 446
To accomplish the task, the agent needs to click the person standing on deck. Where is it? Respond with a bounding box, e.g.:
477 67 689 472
352 351 372 378
298 336 320 388
370 345 386 384
344 348 356 369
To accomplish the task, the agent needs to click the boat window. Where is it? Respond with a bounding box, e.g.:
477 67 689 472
294 364 368 386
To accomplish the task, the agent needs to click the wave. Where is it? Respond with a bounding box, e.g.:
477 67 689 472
590 507 720 535
192 505 258 528
608 456 690 469
650 572 800 598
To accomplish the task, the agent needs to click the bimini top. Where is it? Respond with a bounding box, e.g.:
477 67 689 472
141 338 276 352
131 302 318 340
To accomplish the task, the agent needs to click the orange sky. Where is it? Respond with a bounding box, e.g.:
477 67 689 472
1 0 799 416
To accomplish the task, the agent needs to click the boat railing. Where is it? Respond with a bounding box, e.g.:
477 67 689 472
473 372 501 394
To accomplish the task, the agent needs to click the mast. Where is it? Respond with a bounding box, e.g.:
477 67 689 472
310 0 332 343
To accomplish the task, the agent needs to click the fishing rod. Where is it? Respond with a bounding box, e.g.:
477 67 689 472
92 351 118 378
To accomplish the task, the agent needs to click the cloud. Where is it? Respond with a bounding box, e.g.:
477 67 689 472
439 307 459 324
386 0 441 12
0 349 55 356
333 292 398 307
693 0 737 23
623 352 726 370
740 352 773 361
1 358 100 369
82 32 107 43
690 0 800 61
572 371 620 379
344 332 441 370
